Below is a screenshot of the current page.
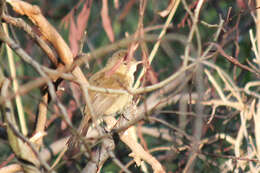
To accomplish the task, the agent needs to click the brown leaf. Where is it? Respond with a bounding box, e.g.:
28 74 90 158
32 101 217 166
101 0 115 42
114 0 119 9
147 68 158 84
236 0 247 9
142 50 158 85
61 0 85 29
77 0 92 34
66 0 93 57
69 13 78 57
119 0 136 21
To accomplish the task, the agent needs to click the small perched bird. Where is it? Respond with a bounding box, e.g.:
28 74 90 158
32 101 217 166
67 49 140 151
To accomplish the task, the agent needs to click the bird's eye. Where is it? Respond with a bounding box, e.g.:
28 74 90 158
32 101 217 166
123 54 128 61
122 54 128 65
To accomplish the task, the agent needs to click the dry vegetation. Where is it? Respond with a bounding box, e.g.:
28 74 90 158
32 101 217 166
0 0 260 172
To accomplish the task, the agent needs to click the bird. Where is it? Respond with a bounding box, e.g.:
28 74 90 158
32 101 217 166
67 49 140 152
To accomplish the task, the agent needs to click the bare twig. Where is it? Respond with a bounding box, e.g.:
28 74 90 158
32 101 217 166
3 23 27 136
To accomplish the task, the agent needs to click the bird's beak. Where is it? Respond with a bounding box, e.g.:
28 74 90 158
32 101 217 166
135 60 143 67
128 60 142 75
136 61 143 70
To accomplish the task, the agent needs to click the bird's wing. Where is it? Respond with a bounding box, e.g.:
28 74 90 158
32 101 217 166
67 69 133 151
78 71 132 136
89 71 132 115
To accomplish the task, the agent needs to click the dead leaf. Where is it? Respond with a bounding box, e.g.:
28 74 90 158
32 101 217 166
101 0 115 42
119 0 136 21
114 0 119 9
65 0 93 57
147 68 158 84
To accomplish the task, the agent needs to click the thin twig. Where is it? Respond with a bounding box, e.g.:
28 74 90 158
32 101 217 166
3 23 27 136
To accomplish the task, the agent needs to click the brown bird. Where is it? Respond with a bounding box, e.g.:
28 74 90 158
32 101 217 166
67 49 140 151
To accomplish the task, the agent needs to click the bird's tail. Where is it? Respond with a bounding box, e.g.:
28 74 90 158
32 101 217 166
66 114 91 156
